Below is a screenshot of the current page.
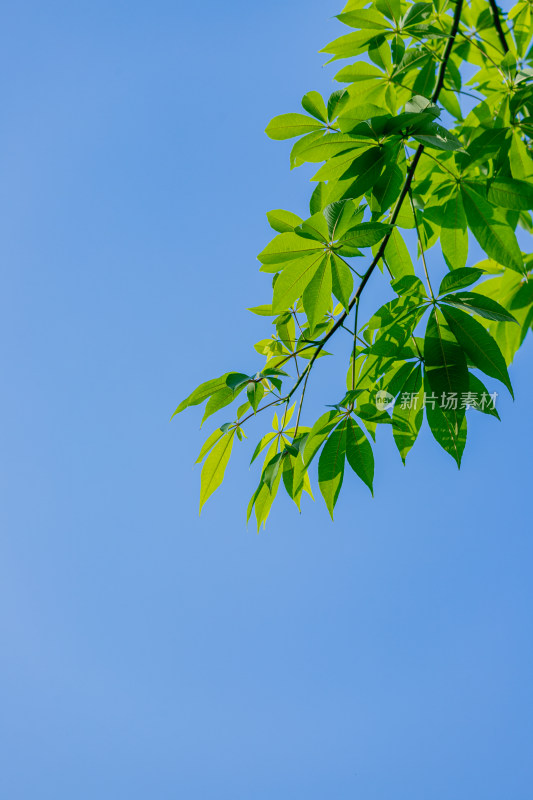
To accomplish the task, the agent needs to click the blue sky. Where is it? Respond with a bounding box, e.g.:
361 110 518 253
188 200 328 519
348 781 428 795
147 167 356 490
1 1 532 797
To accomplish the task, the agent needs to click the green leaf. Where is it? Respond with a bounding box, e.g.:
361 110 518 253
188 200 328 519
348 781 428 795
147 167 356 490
337 222 392 248
172 373 231 418
302 254 332 330
272 252 327 314
440 190 468 271
262 452 283 491
318 420 347 518
461 185 524 274
331 254 354 310
334 62 385 82
467 373 500 420
302 91 328 122
266 209 303 233
392 364 424 463
487 178 533 210
438 267 485 296
195 428 225 464
265 113 325 140
345 416 374 494
294 132 370 163
295 212 330 242
509 129 533 181
424 308 469 440
424 381 467 468
371 163 403 213
405 95 440 117
199 431 235 512
440 291 518 323
439 305 514 397
310 182 327 214
327 89 348 121
290 131 327 169
383 228 415 277
247 381 265 412
225 372 250 390
303 411 341 468
412 124 465 152
250 432 277 464
329 147 387 200
323 199 363 240
401 3 433 28
258 232 325 265
248 305 275 316
376 0 401 22
201 385 240 425
338 8 390 29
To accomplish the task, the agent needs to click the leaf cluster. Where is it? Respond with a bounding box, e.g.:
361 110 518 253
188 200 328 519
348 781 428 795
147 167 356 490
174 0 533 529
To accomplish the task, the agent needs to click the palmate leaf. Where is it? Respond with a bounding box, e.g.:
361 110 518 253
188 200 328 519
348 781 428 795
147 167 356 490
176 0 533 527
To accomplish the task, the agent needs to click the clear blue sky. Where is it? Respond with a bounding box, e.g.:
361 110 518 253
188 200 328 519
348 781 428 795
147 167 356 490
1 1 532 797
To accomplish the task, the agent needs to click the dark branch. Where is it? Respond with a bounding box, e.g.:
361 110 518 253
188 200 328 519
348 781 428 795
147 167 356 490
488 0 509 54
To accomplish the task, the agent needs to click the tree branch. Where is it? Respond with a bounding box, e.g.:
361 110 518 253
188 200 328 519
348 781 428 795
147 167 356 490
488 0 509 54
282 0 465 428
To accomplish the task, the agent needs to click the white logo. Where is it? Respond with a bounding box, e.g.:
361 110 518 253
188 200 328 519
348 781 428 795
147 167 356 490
375 390 394 411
